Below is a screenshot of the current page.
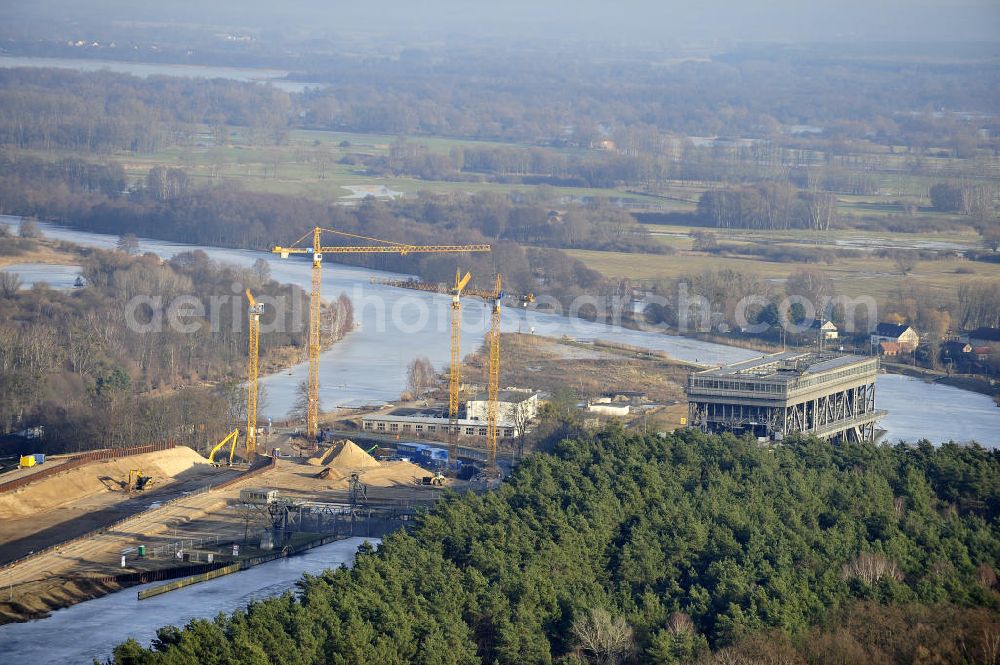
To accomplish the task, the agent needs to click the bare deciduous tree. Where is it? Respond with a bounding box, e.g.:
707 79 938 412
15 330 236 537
572 607 635 665
957 280 1000 329
801 191 837 230
251 258 272 284
841 552 903 585
785 268 833 314
18 218 41 238
116 233 140 255
511 399 533 458
891 250 918 275
291 380 313 423
406 357 436 396
667 611 695 636
981 226 1000 253
0 271 22 297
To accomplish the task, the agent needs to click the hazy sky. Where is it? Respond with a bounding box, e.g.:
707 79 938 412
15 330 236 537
4 0 1000 45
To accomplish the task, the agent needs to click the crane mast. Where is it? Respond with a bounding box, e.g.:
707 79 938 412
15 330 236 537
449 269 472 420
485 273 503 476
246 289 262 458
373 271 530 475
449 269 471 472
273 226 490 440
308 227 322 442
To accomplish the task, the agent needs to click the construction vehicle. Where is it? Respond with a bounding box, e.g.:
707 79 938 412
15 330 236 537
272 227 490 441
245 289 263 458
126 469 154 492
421 472 447 486
208 429 240 466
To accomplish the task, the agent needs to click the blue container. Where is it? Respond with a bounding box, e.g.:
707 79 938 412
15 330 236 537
32 453 45 464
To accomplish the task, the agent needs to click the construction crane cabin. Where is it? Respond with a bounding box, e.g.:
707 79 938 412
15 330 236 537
273 226 490 440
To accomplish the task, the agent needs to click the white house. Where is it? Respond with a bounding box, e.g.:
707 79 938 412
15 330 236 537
466 390 539 424
810 319 839 340
871 323 919 352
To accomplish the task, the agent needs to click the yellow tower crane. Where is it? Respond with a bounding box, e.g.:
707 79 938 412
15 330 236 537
245 289 262 458
449 268 472 421
447 269 472 471
273 226 490 440
373 272 532 474
484 274 503 476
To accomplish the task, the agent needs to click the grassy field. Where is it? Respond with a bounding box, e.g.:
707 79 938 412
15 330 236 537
14 119 991 221
0 240 83 268
15 126 668 206
567 245 1000 304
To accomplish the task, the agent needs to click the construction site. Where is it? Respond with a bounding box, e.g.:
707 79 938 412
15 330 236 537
0 436 459 623
0 227 507 624
0 224 702 625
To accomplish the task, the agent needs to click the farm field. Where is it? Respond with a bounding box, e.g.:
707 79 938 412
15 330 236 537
10 127 665 206
566 245 1000 303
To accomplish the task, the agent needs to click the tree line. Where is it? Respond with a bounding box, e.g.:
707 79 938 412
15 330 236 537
109 427 1000 664
0 68 291 153
696 184 838 231
292 46 998 152
0 155 615 314
2 56 996 165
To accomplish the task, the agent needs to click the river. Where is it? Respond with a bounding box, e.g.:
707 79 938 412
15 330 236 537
0 537 377 664
1 262 81 289
1 215 997 446
0 55 321 93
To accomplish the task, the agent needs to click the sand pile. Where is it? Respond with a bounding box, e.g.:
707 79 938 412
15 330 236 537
0 446 209 519
306 442 349 467
357 461 429 487
325 440 381 471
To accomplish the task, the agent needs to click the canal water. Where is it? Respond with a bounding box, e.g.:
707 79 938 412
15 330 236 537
1 215 997 446
0 55 320 93
0 537 377 664
1 262 81 289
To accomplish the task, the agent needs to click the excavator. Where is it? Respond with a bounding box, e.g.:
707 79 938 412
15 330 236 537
208 428 240 466
125 469 154 492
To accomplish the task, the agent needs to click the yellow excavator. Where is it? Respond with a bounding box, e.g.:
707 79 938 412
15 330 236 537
126 469 154 492
208 429 240 466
